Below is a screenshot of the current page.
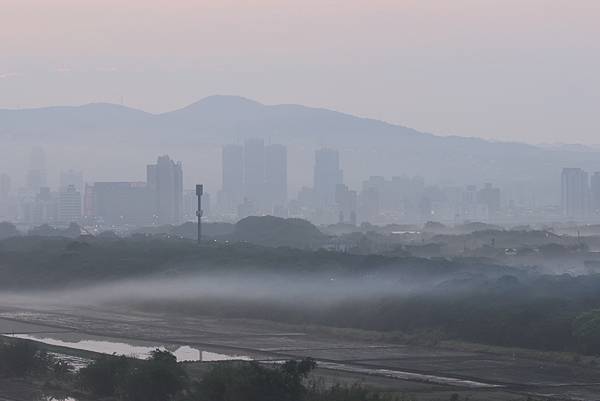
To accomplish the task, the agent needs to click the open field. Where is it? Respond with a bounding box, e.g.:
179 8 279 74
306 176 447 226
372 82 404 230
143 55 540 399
1 304 599 401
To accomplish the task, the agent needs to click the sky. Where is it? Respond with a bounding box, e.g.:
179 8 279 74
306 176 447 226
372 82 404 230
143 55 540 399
1 0 599 144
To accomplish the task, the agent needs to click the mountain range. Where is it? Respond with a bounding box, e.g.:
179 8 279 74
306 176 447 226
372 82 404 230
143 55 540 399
1 95 599 199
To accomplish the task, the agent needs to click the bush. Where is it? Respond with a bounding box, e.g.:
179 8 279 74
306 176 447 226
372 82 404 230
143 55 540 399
78 355 130 396
192 358 316 401
120 349 188 401
78 350 187 401
573 309 600 354
0 341 47 377
306 383 398 401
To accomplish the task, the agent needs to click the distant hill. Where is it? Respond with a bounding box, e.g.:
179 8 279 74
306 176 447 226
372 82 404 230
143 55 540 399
229 216 327 249
2 95 600 197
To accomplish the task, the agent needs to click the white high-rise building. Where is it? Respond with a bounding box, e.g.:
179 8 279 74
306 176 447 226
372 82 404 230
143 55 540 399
59 185 82 224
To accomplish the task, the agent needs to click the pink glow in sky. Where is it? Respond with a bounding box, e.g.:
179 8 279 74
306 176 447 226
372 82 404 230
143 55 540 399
1 0 599 143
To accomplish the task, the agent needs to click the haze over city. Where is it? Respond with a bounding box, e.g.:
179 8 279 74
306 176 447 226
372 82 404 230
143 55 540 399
3 2 600 401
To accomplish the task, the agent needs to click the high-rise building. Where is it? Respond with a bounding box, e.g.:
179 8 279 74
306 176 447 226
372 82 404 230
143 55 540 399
243 139 266 210
0 174 10 201
147 155 183 225
313 148 343 209
335 184 357 225
591 172 600 215
359 187 380 224
93 182 155 225
58 185 82 224
265 144 287 212
219 144 244 212
83 184 95 218
27 147 47 193
478 183 501 215
0 173 10 219
32 187 57 224
561 168 589 219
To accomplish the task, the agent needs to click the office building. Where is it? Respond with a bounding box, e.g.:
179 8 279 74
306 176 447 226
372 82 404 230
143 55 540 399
313 148 343 209
0 174 10 201
591 172 600 215
147 155 183 225
27 147 47 193
335 184 357 225
265 144 287 212
561 168 589 219
93 182 155 225
0 174 11 219
32 187 57 224
478 183 501 215
243 139 266 209
219 144 244 212
83 184 95 218
58 185 82 223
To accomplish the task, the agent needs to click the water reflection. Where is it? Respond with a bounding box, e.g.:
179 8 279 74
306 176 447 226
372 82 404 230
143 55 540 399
43 397 77 401
9 334 251 362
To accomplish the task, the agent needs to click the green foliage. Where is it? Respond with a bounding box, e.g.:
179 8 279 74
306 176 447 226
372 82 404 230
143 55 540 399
0 340 50 378
78 350 187 401
573 309 600 354
232 216 327 248
192 358 316 401
51 359 75 381
120 349 188 401
78 355 130 396
306 383 399 401
0 221 19 240
28 223 81 238
4 236 600 354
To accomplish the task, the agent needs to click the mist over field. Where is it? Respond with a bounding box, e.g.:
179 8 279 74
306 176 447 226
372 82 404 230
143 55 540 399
3 2 600 400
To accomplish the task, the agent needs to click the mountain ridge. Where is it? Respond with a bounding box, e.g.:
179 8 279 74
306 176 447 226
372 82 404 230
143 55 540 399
2 95 600 199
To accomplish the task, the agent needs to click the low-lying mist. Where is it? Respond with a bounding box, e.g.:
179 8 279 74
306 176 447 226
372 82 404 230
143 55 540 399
0 269 441 310
1 260 600 354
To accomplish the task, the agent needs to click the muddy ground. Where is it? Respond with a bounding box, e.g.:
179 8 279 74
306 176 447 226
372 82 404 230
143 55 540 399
0 304 598 401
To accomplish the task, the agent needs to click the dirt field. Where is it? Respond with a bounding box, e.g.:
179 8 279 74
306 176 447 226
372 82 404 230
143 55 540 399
0 304 598 401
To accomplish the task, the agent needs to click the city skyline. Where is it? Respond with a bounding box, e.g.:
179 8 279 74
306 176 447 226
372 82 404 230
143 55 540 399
4 144 599 229
3 2 600 398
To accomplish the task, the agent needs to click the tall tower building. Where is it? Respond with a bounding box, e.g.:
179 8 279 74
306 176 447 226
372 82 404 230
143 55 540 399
591 172 600 215
27 147 47 193
478 183 501 215
147 155 183 225
0 174 10 201
219 144 244 212
58 185 82 224
313 148 343 209
0 173 11 219
265 144 287 213
561 168 589 220
243 138 266 210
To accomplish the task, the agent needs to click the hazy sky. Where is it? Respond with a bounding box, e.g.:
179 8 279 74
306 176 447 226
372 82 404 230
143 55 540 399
1 0 599 144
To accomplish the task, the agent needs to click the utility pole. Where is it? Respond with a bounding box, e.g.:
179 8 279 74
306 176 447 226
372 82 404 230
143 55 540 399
196 184 203 244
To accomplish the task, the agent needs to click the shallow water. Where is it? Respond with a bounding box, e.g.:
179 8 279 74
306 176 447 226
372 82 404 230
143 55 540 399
8 333 251 362
44 398 78 401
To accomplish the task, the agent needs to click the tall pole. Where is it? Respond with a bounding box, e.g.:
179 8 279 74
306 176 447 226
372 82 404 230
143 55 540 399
196 184 203 244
